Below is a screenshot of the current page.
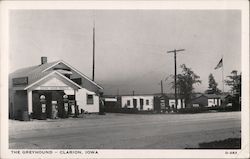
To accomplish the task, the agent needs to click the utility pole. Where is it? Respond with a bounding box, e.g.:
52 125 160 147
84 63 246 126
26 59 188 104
92 18 95 81
167 49 185 110
160 80 163 95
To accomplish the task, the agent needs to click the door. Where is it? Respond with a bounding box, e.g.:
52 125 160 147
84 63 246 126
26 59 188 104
133 99 137 109
32 92 40 118
140 98 144 110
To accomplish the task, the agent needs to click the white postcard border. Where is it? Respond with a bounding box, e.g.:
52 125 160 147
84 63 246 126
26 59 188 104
1 1 249 158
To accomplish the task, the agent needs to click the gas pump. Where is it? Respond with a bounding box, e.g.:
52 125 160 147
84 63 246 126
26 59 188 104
40 95 47 120
70 101 75 117
63 95 69 118
51 101 58 119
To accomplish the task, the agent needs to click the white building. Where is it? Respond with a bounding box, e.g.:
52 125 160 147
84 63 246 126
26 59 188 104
121 95 154 111
206 94 221 107
9 57 103 119
168 99 186 109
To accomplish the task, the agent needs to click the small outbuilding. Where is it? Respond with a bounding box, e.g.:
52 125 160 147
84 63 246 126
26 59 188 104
191 94 222 107
121 95 154 111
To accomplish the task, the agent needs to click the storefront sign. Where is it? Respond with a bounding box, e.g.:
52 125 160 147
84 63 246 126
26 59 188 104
52 101 57 104
13 77 28 86
160 102 165 107
160 97 165 109
35 86 72 90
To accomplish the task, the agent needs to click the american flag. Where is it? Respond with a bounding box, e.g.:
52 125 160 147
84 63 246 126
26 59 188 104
214 58 223 70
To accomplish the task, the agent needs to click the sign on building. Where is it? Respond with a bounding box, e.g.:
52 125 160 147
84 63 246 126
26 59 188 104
160 96 166 110
13 77 28 86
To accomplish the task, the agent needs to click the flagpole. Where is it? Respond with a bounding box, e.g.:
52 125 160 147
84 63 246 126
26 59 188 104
222 55 224 93
92 11 95 81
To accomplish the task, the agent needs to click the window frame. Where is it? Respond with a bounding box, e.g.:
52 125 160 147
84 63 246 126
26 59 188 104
86 94 94 105
127 100 131 106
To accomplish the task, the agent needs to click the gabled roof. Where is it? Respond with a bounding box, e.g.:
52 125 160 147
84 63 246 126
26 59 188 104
191 94 207 100
204 94 221 99
220 94 233 100
10 60 103 89
42 60 103 89
24 71 82 90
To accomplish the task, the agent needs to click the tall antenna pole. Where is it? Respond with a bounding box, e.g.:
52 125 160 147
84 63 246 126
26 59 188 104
161 80 163 95
167 49 185 111
92 14 95 81
222 55 224 93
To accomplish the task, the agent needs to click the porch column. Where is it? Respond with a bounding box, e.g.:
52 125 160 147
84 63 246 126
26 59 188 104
27 89 33 114
74 90 77 105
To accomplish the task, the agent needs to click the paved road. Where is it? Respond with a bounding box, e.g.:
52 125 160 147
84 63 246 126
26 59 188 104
9 112 241 149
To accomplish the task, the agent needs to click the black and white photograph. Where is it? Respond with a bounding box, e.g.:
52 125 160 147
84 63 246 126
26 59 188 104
0 1 249 158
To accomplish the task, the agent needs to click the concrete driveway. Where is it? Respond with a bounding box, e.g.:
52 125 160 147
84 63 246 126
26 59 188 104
9 112 241 149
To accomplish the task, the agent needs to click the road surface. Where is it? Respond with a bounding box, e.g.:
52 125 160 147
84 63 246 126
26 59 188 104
9 111 241 149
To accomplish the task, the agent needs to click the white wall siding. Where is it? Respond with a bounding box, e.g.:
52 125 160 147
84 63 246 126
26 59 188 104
121 96 154 111
208 98 221 107
169 99 185 109
75 88 99 113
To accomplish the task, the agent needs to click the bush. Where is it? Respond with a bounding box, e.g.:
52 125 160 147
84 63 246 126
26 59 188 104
104 107 121 113
104 107 155 114
199 138 241 149
137 110 154 114
178 106 239 114
208 106 236 112
177 107 209 114
120 108 139 114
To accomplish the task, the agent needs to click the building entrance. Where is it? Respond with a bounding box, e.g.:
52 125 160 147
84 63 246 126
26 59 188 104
32 90 70 119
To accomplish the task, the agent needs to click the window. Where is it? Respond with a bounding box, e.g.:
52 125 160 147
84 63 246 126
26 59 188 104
146 99 149 105
127 100 130 106
87 94 94 104
65 74 70 79
72 78 82 85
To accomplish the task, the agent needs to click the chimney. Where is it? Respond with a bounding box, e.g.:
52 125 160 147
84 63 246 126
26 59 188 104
41 57 47 65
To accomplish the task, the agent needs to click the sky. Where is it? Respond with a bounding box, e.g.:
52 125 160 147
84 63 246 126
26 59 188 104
9 10 241 95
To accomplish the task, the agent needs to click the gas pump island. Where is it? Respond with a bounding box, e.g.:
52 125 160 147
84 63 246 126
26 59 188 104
38 94 71 120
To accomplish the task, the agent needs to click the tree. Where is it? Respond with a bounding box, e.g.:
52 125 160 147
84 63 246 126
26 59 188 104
172 64 201 108
225 70 241 110
205 73 221 94
225 70 241 95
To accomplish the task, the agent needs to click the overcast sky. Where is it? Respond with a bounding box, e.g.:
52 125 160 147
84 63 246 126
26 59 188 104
9 10 241 95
